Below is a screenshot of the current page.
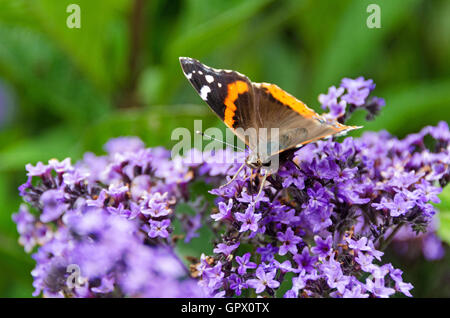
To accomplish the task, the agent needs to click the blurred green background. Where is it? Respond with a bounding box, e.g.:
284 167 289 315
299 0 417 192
0 0 449 297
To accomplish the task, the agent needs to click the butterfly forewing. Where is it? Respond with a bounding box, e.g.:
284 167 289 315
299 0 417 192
179 57 257 146
180 57 361 160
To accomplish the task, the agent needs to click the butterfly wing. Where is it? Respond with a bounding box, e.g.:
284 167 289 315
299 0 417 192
179 57 258 147
252 82 361 157
180 57 361 159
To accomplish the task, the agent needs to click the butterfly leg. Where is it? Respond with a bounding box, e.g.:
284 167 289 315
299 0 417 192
255 172 268 201
219 162 246 188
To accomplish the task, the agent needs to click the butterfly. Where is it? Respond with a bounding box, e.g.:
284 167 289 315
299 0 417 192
179 57 361 196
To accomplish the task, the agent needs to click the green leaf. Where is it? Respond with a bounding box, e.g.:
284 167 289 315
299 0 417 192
312 0 422 96
158 0 273 103
0 23 112 125
351 80 450 136
79 104 221 153
437 186 450 245
0 127 81 172
169 0 272 58
438 213 450 245
30 0 130 91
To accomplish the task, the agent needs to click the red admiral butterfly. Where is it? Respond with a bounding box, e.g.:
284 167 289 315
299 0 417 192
180 57 361 195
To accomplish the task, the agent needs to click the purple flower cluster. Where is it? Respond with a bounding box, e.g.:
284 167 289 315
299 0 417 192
190 81 448 297
319 76 385 122
13 79 449 298
14 138 206 297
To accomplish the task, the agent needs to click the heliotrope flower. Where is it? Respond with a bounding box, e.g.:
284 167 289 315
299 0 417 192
277 227 302 255
235 253 257 275
211 198 233 221
234 203 262 233
311 235 332 258
246 267 280 294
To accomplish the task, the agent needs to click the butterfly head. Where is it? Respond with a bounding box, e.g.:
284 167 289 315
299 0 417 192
246 153 273 170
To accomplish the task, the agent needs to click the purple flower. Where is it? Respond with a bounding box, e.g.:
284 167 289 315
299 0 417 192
346 237 371 253
372 193 416 217
204 262 225 290
39 189 67 223
107 203 131 217
277 227 302 255
389 268 413 297
148 219 170 238
130 175 152 200
275 260 295 273
256 244 278 262
293 247 317 273
48 158 72 174
414 179 441 204
341 77 375 93
422 234 445 261
26 162 51 177
107 183 128 202
141 192 172 218
365 277 395 298
237 189 270 205
426 120 450 141
235 204 262 233
321 256 351 294
289 273 307 297
303 182 333 214
355 253 376 272
211 198 233 221
91 276 115 294
319 86 345 109
213 242 240 256
235 252 257 275
63 170 89 187
341 283 369 298
246 267 280 294
278 164 305 189
228 274 248 296
327 100 347 119
341 87 371 106
312 158 340 180
86 189 107 208
311 235 332 258
104 136 144 154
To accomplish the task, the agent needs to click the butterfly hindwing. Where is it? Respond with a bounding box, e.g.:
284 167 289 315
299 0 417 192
253 83 358 156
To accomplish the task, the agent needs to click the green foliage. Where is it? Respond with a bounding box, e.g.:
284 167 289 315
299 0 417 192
0 0 449 297
437 186 450 245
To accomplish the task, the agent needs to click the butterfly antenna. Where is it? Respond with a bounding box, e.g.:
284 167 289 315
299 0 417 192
196 131 245 152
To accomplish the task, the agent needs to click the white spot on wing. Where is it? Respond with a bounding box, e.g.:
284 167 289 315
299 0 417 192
218 83 222 87
205 75 214 83
186 73 192 79
200 86 211 100
198 71 203 75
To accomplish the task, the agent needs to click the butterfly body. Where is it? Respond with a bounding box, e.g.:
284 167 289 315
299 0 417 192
179 57 360 174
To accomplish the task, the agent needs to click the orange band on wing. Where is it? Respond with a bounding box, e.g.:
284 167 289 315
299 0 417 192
224 80 249 127
261 83 317 118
